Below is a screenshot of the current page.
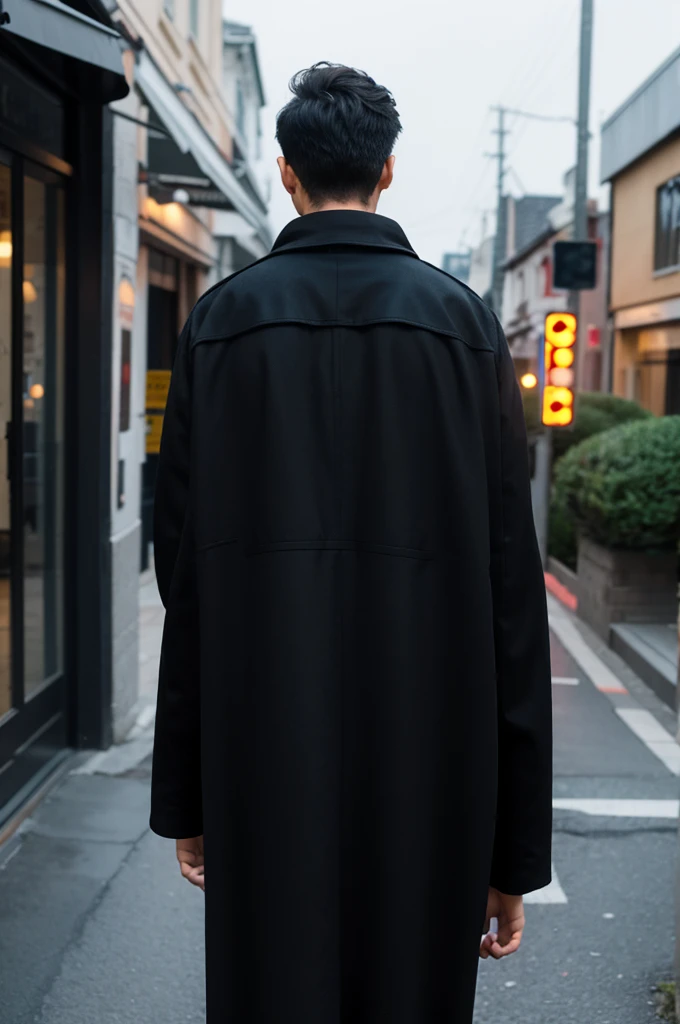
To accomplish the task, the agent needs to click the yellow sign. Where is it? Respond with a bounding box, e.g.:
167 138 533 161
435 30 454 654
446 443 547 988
146 369 172 410
146 413 164 455
542 312 578 427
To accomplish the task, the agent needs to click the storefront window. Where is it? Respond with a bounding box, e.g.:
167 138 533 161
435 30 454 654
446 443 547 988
23 174 65 695
0 163 11 718
628 327 680 416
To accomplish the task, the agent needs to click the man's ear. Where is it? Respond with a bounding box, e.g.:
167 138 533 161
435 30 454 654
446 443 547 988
379 155 396 193
277 156 298 197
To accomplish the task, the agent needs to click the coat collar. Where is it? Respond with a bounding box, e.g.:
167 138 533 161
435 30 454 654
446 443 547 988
271 210 419 259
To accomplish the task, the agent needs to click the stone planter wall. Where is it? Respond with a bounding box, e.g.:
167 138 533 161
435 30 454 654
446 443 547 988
576 537 678 640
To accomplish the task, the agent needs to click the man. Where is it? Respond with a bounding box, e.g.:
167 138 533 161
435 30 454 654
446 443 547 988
151 62 552 1023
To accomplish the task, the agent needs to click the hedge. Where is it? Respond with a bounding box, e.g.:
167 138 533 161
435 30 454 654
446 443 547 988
543 393 652 568
552 392 652 461
551 416 680 562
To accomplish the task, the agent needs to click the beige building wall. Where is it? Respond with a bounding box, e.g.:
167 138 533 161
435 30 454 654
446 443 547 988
610 135 680 311
116 0 232 155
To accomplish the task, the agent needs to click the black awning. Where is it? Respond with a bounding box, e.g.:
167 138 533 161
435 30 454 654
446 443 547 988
1 0 129 102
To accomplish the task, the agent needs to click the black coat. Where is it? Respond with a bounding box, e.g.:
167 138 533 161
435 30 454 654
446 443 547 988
150 210 552 1023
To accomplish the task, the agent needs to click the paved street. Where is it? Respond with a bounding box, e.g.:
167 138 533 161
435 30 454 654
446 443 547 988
475 608 678 1024
0 593 677 1024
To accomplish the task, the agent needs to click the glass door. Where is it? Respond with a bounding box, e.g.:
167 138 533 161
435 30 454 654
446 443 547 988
0 161 11 722
0 155 67 817
22 172 66 696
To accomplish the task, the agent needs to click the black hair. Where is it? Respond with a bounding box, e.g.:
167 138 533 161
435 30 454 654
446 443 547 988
276 62 402 206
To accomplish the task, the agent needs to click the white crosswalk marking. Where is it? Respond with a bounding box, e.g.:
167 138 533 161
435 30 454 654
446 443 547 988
524 865 568 905
552 676 579 685
553 797 679 818
615 709 680 776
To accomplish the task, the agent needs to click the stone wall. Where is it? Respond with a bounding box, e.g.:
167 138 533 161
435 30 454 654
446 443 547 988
576 536 677 639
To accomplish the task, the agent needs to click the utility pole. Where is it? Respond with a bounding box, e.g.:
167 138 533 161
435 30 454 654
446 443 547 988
534 0 593 567
567 0 594 436
569 0 593 310
489 106 509 317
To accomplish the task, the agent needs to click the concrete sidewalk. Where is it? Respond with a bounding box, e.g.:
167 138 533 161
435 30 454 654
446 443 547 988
0 569 207 1024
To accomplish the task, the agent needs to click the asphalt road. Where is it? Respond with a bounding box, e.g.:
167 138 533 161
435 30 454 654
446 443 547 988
0 628 676 1024
474 634 678 1024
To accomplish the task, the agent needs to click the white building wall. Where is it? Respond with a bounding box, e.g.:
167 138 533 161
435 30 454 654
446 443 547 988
108 84 146 741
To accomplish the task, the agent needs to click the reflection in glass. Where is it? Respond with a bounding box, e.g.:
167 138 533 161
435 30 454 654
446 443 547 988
0 164 10 716
23 176 65 695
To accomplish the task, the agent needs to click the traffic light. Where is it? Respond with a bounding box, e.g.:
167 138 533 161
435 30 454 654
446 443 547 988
542 312 577 427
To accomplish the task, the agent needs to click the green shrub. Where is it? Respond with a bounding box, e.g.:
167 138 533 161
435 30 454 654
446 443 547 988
522 388 541 436
546 393 653 566
552 392 652 461
552 416 680 553
548 485 578 569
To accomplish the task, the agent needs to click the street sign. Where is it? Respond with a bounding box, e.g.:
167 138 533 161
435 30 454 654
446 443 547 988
145 413 164 455
542 312 577 427
146 369 172 410
553 240 597 290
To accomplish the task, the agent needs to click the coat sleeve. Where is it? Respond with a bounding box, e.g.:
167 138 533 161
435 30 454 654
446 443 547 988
489 319 553 896
149 314 203 839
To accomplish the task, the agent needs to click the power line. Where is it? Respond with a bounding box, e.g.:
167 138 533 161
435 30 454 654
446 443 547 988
505 1 579 114
502 107 575 125
507 165 527 195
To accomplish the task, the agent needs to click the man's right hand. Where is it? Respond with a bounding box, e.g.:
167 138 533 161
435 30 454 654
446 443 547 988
176 836 205 891
479 887 525 959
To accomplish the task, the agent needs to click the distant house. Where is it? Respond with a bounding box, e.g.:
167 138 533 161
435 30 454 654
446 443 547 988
441 252 471 284
500 178 607 392
601 43 680 416
467 236 495 306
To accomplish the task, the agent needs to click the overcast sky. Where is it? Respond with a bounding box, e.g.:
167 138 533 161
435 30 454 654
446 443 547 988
225 0 680 265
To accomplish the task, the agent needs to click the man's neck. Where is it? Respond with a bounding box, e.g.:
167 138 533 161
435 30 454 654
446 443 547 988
303 201 378 216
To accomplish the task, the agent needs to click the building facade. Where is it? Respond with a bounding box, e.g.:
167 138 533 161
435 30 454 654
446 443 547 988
441 252 471 284
601 44 680 417
0 0 129 828
501 181 608 392
467 236 495 306
102 0 271 738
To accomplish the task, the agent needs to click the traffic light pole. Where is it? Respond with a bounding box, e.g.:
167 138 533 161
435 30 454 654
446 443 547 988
568 0 593 327
572 0 594 251
535 0 593 568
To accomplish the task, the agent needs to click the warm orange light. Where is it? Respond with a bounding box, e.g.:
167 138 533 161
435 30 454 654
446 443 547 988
0 230 11 265
542 385 574 426
543 311 578 428
545 312 577 347
548 368 574 388
29 383 45 400
553 347 575 368
164 202 184 228
520 372 538 389
118 277 135 308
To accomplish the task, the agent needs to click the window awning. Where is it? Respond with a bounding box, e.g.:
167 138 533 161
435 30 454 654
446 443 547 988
1 0 129 103
136 50 272 248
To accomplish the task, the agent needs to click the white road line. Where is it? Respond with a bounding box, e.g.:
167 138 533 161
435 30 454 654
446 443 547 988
615 709 680 776
553 797 679 818
548 613 628 693
524 865 568 905
552 676 579 685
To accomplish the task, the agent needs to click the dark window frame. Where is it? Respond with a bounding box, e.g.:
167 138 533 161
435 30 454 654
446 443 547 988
654 174 680 273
